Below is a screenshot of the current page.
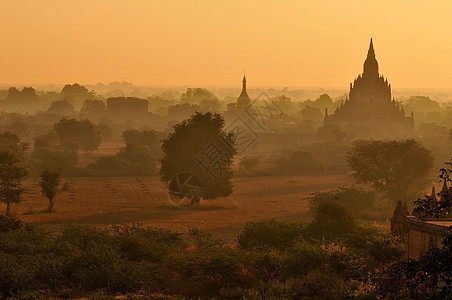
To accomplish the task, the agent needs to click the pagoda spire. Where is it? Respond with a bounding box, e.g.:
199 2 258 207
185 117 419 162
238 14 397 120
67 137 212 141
368 38 375 58
237 72 251 109
441 177 449 195
431 186 437 200
363 38 379 76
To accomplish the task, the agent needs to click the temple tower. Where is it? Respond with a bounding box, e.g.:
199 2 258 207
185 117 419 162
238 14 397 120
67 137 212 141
324 39 414 135
237 75 251 109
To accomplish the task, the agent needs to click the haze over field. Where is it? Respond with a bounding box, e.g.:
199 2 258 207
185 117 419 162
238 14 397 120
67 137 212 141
1 1 452 88
0 1 451 298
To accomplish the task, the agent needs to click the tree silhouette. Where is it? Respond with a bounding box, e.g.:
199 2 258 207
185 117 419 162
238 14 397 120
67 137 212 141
0 131 29 160
61 83 93 104
0 151 28 216
180 88 218 105
39 169 63 212
47 99 75 115
160 112 237 200
54 118 102 151
413 159 452 219
80 99 107 118
347 139 433 203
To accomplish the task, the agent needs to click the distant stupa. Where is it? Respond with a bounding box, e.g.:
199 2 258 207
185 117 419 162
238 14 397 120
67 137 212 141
324 39 414 135
237 74 251 109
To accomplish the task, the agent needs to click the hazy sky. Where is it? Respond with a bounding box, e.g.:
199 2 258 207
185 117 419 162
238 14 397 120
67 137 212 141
1 1 451 88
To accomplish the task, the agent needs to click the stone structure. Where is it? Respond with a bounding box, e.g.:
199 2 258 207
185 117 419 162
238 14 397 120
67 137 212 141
324 39 414 135
106 97 149 118
391 180 451 259
237 75 251 110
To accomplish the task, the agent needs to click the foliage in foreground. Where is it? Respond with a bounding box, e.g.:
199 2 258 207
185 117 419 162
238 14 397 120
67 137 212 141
373 228 452 299
0 203 405 299
308 187 389 220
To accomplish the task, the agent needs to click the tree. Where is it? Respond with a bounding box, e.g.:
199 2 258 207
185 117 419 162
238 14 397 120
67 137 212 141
308 187 376 219
239 155 261 171
6 87 41 111
54 118 102 151
180 88 218 105
97 123 114 142
121 129 162 156
80 99 107 118
300 105 323 123
61 83 93 105
39 169 63 211
413 159 452 219
116 129 161 175
404 95 441 113
167 103 201 120
272 95 296 114
0 131 29 160
347 139 434 203
374 161 452 299
313 93 334 110
0 151 28 216
31 131 78 176
160 112 237 200
304 202 358 240
46 100 75 115
317 124 347 142
86 129 161 176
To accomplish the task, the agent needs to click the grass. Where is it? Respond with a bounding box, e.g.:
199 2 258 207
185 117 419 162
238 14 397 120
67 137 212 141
2 175 354 241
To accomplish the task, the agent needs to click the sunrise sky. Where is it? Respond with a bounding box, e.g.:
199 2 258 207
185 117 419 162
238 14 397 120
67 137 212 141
1 0 451 88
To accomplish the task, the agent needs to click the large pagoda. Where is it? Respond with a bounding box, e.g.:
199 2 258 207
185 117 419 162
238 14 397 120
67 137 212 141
324 39 414 135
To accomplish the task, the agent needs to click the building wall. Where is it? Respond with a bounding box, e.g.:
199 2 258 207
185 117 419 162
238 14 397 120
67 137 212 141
406 228 443 259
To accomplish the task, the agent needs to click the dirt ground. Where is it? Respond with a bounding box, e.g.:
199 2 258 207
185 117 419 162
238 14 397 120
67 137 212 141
7 175 354 241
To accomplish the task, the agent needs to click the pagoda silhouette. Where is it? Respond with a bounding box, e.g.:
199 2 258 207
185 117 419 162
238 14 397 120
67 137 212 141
324 39 414 135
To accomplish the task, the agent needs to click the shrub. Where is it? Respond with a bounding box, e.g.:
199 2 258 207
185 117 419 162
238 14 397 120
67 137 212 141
304 202 358 240
0 215 29 233
0 219 401 298
237 219 305 250
308 187 377 219
287 270 348 299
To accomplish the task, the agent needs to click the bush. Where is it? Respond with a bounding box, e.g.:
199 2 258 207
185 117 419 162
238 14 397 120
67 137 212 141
373 229 451 299
237 219 305 250
0 218 402 298
308 187 378 219
0 215 29 233
304 202 358 240
287 270 348 299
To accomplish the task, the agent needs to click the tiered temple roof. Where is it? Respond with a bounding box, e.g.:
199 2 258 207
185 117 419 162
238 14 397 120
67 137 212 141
324 39 414 135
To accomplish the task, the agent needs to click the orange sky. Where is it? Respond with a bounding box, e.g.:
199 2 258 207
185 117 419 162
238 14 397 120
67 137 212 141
1 1 451 88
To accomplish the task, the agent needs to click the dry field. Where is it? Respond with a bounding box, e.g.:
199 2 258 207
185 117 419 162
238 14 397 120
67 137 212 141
5 175 353 241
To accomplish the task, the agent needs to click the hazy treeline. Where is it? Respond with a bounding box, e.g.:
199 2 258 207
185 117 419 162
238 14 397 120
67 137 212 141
0 82 451 180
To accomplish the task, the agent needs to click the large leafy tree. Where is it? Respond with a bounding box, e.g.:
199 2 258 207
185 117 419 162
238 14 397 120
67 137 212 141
160 112 237 199
0 151 28 216
54 118 102 151
347 139 433 202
